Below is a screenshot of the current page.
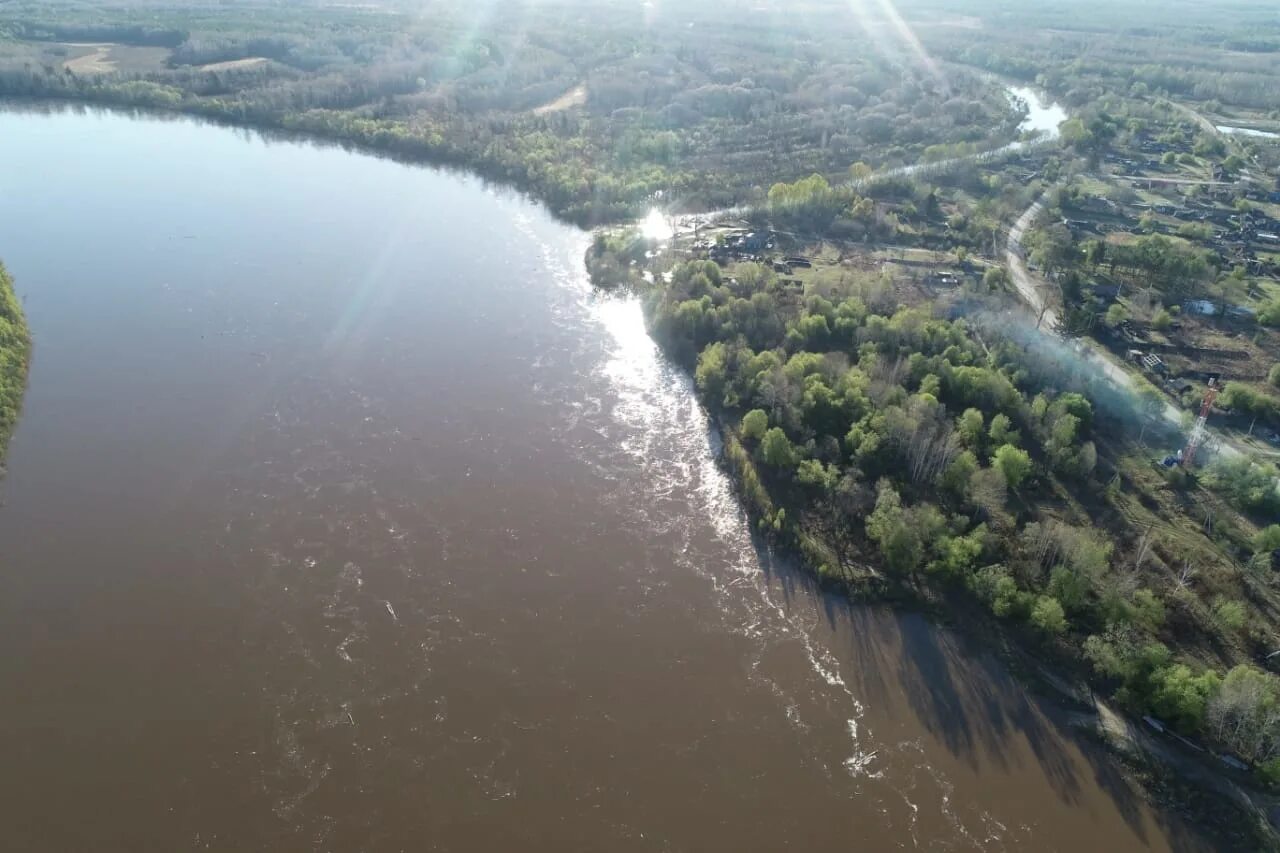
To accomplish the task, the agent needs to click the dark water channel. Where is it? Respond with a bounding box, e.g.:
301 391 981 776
0 105 1211 851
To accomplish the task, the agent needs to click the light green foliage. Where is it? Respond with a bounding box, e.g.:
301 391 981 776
1152 309 1172 330
1083 634 1127 679
0 263 31 462
1204 457 1280 516
938 450 978 503
1261 299 1280 328
971 565 1023 618
1105 303 1129 328
1220 382 1279 422
928 524 988 580
988 413 1018 447
1256 525 1280 554
983 267 1009 291
1212 597 1247 633
741 409 769 442
1030 596 1067 636
992 444 1032 488
1152 664 1220 733
956 408 985 450
1048 567 1089 614
695 342 730 403
760 427 796 470
865 481 930 576
796 459 836 492
724 433 773 521
1270 363 1280 389
1130 589 1166 632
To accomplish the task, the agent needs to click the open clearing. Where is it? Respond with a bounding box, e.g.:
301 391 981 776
532 84 587 116
56 43 170 75
196 57 269 72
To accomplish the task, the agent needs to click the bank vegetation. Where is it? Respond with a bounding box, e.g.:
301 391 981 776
0 262 31 464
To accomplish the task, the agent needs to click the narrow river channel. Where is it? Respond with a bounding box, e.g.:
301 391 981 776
0 104 1212 851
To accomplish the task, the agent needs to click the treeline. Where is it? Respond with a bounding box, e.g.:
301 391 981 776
913 0 1280 112
0 262 31 464
0 0 1019 224
638 254 1280 782
4 21 187 48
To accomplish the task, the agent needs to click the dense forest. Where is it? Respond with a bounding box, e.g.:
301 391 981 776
614 241 1280 790
0 262 31 464
0 0 1020 225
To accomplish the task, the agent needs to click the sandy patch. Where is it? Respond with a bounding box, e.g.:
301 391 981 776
63 46 116 75
198 57 270 72
533 84 587 116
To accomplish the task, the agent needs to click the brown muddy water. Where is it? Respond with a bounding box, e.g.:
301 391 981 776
0 105 1215 851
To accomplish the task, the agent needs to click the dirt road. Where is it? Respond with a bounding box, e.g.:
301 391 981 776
1004 190 1248 459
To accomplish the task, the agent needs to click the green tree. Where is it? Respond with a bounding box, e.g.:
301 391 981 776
1048 566 1089 614
882 523 925 576
988 413 1018 447
760 428 796 469
796 459 836 492
957 408 985 449
741 409 769 442
1257 525 1280 554
938 450 978 503
1030 596 1067 636
1105 303 1129 328
992 444 1032 489
695 342 730 405
929 525 987 579
1130 589 1166 632
1270 363 1280 389
1152 664 1220 732
983 267 1009 291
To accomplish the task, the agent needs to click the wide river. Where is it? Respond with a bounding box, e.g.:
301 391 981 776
0 105 1212 851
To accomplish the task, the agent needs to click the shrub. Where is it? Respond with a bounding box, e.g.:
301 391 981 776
1212 597 1247 633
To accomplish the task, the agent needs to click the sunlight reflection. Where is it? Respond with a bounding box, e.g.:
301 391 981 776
640 208 675 242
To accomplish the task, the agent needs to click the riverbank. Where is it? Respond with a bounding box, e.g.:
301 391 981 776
592 239 1280 851
0 261 31 465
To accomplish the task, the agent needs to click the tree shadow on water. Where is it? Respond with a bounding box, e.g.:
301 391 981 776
747 546 1217 850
